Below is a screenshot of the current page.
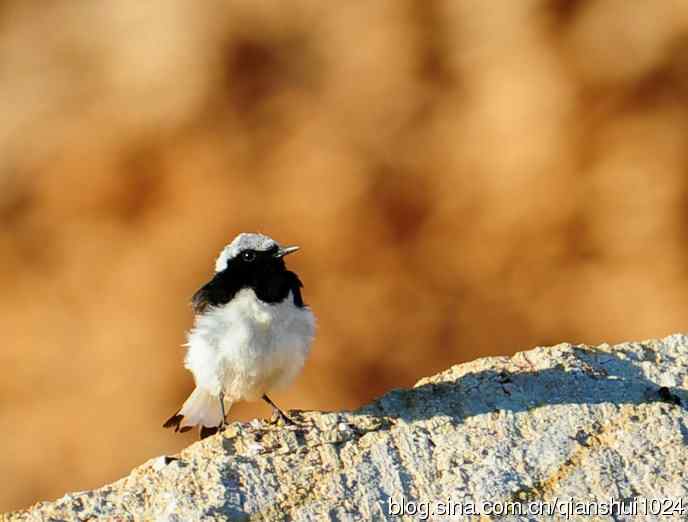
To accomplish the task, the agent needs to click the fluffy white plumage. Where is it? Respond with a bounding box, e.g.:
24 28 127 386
173 234 315 431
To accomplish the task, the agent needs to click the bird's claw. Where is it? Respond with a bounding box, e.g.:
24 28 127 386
269 409 302 427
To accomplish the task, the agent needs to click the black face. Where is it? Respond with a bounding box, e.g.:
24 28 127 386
191 245 304 313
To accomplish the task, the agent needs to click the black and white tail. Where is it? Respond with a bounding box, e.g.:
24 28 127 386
163 387 225 439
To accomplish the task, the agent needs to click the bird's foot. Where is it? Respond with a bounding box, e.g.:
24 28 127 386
262 393 306 428
269 408 303 427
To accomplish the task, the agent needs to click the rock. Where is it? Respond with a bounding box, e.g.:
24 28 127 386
8 334 688 521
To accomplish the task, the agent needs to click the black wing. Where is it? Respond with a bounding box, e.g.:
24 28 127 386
190 273 225 314
191 271 241 314
287 270 305 307
192 270 304 312
191 283 212 314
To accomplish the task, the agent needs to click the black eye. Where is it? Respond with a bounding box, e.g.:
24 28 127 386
241 250 256 262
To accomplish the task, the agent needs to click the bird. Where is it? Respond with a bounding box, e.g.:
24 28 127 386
163 232 316 439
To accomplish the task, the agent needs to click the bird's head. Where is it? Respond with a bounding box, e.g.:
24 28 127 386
214 232 300 278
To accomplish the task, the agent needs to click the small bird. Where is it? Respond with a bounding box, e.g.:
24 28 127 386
163 233 316 438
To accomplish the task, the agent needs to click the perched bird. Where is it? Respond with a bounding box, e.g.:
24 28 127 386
164 233 316 438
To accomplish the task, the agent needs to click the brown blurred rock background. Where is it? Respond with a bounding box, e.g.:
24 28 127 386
1 0 688 512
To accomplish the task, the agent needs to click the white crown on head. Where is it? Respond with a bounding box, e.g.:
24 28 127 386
214 233 278 272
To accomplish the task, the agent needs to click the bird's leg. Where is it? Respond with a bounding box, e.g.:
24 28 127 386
262 394 296 425
219 390 227 431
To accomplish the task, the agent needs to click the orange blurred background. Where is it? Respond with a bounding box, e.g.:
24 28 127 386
2 0 688 512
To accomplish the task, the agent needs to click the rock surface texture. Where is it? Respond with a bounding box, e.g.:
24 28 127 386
8 335 688 521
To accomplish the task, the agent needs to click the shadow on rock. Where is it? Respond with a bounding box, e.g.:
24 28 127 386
356 345 687 425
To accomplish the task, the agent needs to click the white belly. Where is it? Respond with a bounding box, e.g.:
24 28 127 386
184 288 315 401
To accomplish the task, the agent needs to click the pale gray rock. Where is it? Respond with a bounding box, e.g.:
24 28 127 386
7 334 688 521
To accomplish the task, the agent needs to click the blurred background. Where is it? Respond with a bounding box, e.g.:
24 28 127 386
2 0 688 512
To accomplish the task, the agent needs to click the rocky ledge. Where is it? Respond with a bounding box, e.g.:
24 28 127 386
8 335 688 521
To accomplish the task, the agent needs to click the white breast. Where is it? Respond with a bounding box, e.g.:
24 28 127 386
184 288 315 402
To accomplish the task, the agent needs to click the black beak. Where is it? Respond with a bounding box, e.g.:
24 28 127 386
274 245 300 258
